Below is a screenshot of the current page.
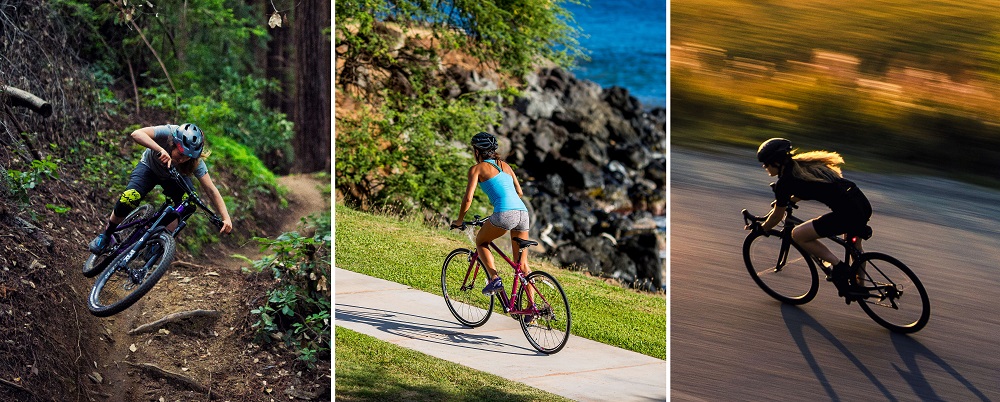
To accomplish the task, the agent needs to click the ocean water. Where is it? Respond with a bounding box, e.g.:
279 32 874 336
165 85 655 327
564 0 667 109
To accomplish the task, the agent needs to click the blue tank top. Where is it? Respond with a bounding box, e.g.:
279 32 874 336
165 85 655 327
479 160 527 212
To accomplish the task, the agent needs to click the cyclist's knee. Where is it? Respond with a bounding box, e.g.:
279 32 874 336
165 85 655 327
113 189 143 217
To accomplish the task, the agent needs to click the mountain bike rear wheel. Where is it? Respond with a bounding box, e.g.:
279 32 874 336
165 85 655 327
854 252 930 333
517 271 571 354
441 248 494 327
83 204 153 278
743 230 819 305
88 231 175 317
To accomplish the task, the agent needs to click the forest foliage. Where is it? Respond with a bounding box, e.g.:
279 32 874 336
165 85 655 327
335 0 586 216
1 0 330 374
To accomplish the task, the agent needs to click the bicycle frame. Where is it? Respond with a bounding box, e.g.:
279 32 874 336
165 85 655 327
779 210 865 272
465 242 543 316
95 168 221 274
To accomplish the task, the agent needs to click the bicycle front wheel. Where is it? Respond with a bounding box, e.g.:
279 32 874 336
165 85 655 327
88 232 176 317
517 271 571 354
854 252 930 333
441 248 494 327
743 230 819 305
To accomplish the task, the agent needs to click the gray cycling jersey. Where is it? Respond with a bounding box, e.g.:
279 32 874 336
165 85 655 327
139 125 208 179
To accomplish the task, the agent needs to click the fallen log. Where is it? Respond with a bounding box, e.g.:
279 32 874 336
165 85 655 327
1 86 52 117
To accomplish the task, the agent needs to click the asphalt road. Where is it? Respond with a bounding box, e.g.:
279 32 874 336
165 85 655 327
671 147 1000 401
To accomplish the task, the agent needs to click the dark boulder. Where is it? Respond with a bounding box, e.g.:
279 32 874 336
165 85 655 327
556 244 601 275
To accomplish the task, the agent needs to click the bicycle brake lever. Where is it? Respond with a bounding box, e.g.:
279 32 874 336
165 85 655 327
209 214 224 229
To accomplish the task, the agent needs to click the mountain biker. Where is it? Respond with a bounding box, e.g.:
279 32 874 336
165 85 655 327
88 124 234 254
451 132 531 296
746 138 873 302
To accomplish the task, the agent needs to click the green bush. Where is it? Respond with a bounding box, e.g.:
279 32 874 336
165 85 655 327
336 89 499 216
246 213 331 367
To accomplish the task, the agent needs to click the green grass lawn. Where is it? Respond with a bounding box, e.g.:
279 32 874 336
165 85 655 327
335 327 573 402
334 205 666 359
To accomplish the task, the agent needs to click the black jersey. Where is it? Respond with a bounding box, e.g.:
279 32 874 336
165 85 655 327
773 172 866 214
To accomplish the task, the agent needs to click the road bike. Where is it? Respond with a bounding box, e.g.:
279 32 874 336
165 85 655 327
83 168 223 317
741 201 930 333
442 216 571 354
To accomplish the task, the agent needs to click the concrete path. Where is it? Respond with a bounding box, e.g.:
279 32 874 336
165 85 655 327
335 268 667 402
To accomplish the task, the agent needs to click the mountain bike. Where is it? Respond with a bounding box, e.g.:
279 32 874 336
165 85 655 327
82 168 223 317
741 201 930 333
442 216 571 354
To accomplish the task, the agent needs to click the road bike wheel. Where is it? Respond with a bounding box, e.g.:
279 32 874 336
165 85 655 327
517 271 571 354
441 248 494 327
743 230 819 305
88 231 176 317
854 252 930 333
83 204 153 278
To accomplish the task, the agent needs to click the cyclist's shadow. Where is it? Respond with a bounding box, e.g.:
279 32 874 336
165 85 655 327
780 304 989 401
336 303 540 355
889 332 990 401
780 304 896 401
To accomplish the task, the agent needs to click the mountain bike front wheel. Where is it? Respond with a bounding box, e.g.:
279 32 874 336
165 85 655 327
87 231 176 317
83 204 153 278
743 230 819 305
517 271 571 354
854 252 930 333
441 248 494 327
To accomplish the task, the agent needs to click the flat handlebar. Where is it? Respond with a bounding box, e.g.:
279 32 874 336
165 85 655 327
450 215 489 231
168 168 224 229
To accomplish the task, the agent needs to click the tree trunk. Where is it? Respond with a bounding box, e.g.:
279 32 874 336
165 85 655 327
292 0 331 173
262 0 293 113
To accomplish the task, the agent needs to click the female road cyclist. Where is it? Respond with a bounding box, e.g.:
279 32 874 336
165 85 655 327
451 132 531 296
746 138 873 301
88 123 234 254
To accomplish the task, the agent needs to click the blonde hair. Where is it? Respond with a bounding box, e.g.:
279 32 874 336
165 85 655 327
789 150 844 183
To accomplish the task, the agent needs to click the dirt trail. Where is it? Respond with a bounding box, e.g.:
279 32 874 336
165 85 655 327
88 174 329 402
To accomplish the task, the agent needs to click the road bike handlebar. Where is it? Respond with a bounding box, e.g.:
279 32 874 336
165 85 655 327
167 168 224 229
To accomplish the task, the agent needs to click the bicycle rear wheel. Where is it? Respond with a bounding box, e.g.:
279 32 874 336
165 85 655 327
83 204 153 278
441 248 494 327
517 271 571 354
854 252 930 333
743 230 819 305
88 231 176 317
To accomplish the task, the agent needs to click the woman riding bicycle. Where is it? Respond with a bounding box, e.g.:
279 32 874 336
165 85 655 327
89 123 234 254
747 138 872 300
451 132 531 296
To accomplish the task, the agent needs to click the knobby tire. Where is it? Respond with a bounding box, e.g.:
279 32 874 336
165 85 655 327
88 231 176 317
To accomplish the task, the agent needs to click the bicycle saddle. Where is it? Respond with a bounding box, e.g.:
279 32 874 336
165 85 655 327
850 226 874 240
512 237 538 248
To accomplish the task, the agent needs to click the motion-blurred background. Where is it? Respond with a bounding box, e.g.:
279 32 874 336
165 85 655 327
672 0 1000 183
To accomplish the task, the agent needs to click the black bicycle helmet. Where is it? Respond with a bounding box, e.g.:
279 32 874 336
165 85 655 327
173 123 204 159
471 131 498 151
757 138 792 165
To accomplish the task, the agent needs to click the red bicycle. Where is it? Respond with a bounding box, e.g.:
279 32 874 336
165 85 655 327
443 216 571 354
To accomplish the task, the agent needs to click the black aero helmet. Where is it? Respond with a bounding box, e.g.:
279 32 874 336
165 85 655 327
471 131 498 151
173 123 204 159
757 138 792 165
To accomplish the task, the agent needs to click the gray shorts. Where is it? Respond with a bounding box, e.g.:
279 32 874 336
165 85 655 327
489 210 529 231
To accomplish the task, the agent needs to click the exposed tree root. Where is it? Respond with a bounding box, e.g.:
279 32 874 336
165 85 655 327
128 309 222 335
127 362 221 399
